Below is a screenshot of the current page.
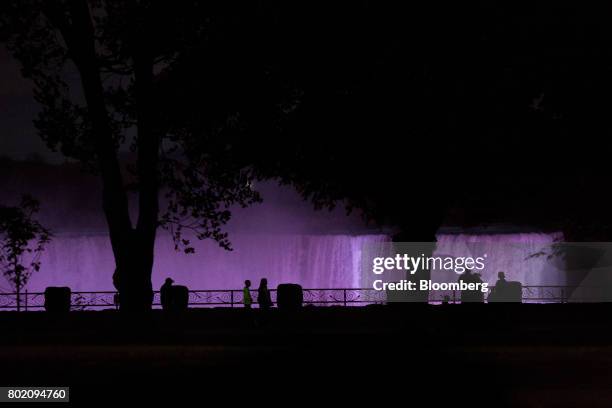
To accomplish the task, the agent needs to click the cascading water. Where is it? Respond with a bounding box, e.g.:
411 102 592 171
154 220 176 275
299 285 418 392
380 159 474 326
19 232 391 292
433 232 566 287
0 168 568 295
12 231 564 293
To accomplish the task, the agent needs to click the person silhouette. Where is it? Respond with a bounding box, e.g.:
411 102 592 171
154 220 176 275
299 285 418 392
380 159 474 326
489 271 509 302
459 269 484 303
243 280 253 309
496 271 507 287
257 278 273 310
471 271 485 303
160 277 174 310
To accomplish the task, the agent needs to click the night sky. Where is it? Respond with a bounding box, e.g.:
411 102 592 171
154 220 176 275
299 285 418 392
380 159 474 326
2 2 612 238
0 47 52 160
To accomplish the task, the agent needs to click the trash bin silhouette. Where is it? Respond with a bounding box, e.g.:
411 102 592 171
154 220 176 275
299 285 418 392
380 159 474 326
489 281 522 303
44 287 71 312
505 281 522 303
169 285 189 311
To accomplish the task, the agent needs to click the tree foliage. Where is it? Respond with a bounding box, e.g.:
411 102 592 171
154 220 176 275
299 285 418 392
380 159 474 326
0 1 265 253
0 195 52 293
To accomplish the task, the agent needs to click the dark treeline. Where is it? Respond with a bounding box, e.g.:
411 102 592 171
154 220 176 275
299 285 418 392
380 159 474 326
2 1 611 309
162 1 612 240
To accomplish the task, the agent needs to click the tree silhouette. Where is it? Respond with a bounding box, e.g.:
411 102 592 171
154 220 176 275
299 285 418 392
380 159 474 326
0 2 485 307
0 2 267 310
0 195 51 311
4 1 612 310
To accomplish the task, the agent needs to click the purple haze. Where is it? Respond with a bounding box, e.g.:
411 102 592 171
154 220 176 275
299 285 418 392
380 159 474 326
0 163 564 293
14 231 564 293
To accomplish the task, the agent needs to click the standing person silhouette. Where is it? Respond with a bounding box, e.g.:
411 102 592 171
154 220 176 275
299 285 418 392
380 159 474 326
489 271 509 302
257 278 273 310
160 277 174 310
243 280 253 309
495 271 508 288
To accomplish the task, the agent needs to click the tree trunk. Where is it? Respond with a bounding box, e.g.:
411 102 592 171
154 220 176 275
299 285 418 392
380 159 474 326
115 231 155 312
391 205 445 303
14 260 21 312
121 46 160 312
48 2 159 311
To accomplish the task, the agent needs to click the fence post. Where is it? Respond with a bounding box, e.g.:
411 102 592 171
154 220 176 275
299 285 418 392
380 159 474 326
561 288 565 303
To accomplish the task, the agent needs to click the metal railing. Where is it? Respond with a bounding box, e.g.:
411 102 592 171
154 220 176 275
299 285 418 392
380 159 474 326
0 286 579 311
428 285 576 304
0 288 387 311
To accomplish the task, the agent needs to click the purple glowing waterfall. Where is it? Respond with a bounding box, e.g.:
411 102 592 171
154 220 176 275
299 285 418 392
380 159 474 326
433 232 566 287
0 168 567 294
18 233 390 292
12 231 564 293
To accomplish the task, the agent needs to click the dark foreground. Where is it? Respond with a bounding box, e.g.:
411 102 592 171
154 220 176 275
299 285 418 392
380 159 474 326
2 304 612 406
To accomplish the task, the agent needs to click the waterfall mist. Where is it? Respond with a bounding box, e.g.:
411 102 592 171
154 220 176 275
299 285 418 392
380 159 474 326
0 161 565 294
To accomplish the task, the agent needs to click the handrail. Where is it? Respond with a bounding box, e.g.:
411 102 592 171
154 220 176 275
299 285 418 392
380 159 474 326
0 285 584 311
